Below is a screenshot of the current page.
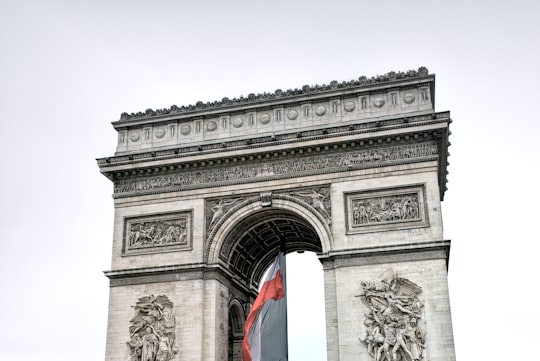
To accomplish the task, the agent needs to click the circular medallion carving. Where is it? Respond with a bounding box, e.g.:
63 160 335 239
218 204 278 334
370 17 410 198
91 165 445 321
403 93 415 104
180 125 191 135
207 121 218 131
155 128 166 139
315 106 327 116
287 110 298 120
233 117 244 128
260 113 271 124
373 97 385 108
129 132 140 142
344 101 356 112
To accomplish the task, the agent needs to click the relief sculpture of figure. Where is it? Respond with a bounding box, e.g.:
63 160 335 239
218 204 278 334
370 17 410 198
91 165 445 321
141 327 159 361
210 199 238 226
292 188 331 224
403 317 424 361
127 295 178 361
357 269 425 361
353 204 371 225
129 219 186 249
352 194 419 227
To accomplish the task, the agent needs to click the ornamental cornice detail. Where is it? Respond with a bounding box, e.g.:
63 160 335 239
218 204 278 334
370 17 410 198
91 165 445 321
98 113 449 169
113 141 438 197
118 67 429 122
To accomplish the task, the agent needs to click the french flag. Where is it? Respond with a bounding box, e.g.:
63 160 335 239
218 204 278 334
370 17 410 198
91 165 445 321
242 252 288 361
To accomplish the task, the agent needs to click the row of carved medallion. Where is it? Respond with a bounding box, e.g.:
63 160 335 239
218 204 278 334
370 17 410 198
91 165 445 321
119 87 431 147
114 141 438 195
119 67 430 121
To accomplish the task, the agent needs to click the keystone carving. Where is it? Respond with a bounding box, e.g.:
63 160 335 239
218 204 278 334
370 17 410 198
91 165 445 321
357 269 425 361
127 295 179 361
260 192 272 207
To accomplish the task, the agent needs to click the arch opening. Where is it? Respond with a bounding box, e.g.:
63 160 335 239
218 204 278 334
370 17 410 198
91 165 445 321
228 300 245 361
218 208 323 290
221 207 328 361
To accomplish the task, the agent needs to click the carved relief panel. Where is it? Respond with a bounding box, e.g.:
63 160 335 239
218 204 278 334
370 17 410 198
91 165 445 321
357 269 425 361
123 211 192 255
345 185 428 234
127 294 179 361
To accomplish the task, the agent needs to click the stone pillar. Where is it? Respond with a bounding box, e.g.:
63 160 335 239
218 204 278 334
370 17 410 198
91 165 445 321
322 260 340 361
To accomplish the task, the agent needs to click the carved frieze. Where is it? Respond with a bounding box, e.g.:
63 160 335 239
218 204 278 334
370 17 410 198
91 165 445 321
114 142 438 195
127 294 179 361
345 185 428 234
123 211 192 255
357 269 425 361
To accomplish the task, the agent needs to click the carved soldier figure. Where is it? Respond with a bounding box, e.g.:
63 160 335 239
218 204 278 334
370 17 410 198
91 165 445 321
358 269 425 361
128 295 178 361
403 317 424 361
141 327 159 361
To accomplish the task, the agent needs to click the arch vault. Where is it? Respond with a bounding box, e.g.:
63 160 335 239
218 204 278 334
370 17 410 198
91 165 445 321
98 67 456 361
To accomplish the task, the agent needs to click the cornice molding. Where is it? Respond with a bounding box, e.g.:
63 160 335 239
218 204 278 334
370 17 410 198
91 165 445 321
320 240 451 269
118 67 430 122
98 112 449 170
104 262 242 289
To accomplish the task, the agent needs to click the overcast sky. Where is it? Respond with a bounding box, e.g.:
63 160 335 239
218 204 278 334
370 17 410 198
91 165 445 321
1 1 539 360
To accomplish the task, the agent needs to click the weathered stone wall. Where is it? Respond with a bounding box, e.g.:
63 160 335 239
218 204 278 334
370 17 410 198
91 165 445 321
105 280 206 361
323 258 455 361
99 69 455 361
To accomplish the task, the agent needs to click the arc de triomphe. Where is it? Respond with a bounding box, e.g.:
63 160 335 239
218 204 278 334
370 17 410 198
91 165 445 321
98 67 456 361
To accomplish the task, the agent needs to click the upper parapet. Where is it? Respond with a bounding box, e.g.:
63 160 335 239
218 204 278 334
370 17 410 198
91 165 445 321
113 67 435 154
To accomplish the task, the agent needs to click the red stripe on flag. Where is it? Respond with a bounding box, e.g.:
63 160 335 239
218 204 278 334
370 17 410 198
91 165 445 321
242 264 285 361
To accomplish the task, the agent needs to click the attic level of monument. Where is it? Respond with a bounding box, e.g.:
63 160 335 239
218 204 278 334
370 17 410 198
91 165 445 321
109 67 437 157
98 110 450 200
98 68 456 361
98 67 449 200
117 67 433 123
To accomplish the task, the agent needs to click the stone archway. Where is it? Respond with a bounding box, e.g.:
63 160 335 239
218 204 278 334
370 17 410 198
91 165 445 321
206 194 331 290
99 68 456 361
212 199 328 361
228 299 245 361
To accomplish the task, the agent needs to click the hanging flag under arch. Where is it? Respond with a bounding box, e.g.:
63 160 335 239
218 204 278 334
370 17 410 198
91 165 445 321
242 252 288 361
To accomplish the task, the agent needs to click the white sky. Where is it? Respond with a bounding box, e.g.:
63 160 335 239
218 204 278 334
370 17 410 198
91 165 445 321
1 1 539 360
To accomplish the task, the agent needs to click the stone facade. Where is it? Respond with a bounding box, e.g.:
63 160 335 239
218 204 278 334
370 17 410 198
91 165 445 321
98 67 455 361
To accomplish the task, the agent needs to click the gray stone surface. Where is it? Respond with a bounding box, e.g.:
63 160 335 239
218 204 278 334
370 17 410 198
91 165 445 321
98 68 455 361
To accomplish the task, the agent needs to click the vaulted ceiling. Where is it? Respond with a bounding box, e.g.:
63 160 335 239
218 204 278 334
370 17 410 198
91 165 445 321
219 208 322 288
